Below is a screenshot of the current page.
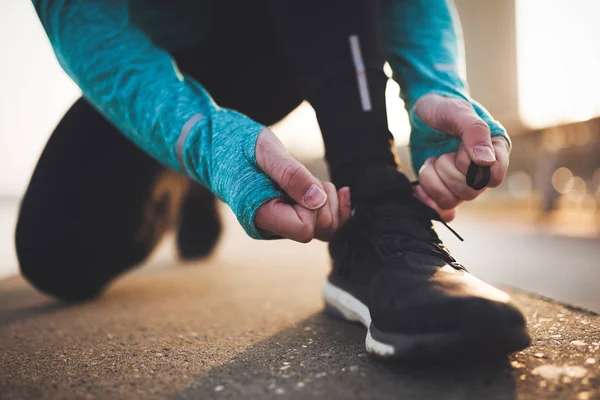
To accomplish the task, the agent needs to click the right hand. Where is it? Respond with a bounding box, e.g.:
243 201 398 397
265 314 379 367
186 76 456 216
254 129 351 242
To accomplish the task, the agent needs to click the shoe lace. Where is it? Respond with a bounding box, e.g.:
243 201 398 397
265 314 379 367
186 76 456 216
346 185 466 272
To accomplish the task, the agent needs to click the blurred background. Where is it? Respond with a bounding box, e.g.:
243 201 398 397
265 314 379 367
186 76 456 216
1 0 600 310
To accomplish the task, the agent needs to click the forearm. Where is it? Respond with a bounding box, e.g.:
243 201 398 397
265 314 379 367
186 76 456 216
34 0 216 175
381 0 509 172
381 0 468 109
33 0 280 238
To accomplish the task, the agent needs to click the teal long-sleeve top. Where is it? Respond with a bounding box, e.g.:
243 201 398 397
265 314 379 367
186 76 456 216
381 0 509 173
32 0 508 239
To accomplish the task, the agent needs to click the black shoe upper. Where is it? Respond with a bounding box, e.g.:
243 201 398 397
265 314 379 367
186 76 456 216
328 166 527 337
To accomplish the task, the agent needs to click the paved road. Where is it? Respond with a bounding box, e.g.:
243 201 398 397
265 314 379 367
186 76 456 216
434 211 600 313
0 209 599 399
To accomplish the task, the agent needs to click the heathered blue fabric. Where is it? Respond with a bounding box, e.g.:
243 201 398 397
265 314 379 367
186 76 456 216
381 0 511 174
32 0 281 239
33 0 509 239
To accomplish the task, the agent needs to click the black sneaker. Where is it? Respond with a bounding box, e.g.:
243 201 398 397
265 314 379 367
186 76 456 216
323 166 531 359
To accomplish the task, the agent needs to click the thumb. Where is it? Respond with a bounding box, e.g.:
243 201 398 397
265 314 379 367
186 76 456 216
255 128 328 210
415 94 496 167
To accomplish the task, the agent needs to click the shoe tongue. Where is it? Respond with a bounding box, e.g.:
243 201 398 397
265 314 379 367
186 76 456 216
351 166 414 205
351 166 446 244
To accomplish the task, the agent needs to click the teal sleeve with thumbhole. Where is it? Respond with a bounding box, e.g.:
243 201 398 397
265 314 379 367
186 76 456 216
381 0 511 174
32 0 281 239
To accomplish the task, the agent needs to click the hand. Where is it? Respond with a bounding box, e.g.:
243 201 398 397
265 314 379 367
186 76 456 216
254 128 352 242
412 94 510 222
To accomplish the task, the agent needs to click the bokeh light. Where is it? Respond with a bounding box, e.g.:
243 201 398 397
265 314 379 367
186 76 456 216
551 167 574 194
565 176 587 204
507 171 532 199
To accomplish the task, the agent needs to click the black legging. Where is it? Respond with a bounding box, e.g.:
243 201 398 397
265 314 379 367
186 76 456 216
16 0 396 301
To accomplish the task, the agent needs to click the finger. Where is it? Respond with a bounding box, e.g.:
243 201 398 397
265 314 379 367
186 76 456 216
414 94 496 167
255 128 327 210
414 185 456 222
455 143 471 175
488 136 510 188
255 198 317 243
314 183 336 240
315 182 339 241
338 187 352 226
260 228 277 238
434 153 482 200
324 182 340 231
418 157 461 210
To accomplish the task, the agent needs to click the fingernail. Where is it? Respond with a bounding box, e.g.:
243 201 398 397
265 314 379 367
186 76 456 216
304 184 327 209
419 158 432 174
473 145 496 162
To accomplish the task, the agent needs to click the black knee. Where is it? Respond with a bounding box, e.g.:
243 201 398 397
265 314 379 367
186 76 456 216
16 244 105 303
176 184 222 260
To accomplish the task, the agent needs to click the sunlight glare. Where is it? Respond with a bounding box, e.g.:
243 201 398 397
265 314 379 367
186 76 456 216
516 0 600 128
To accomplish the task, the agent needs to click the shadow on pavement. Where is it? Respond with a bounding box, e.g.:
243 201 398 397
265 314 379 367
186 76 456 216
0 280 67 328
173 311 516 400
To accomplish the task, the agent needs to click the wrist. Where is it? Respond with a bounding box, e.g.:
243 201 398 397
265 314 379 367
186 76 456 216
201 109 283 239
408 92 511 174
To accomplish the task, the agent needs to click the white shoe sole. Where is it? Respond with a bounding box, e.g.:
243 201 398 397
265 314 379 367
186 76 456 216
322 280 531 359
322 280 396 357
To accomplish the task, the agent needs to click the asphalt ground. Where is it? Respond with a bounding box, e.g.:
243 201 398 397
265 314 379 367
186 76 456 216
0 209 599 399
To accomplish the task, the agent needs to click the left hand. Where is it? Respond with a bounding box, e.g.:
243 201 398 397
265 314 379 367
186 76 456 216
412 94 510 222
254 128 352 242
